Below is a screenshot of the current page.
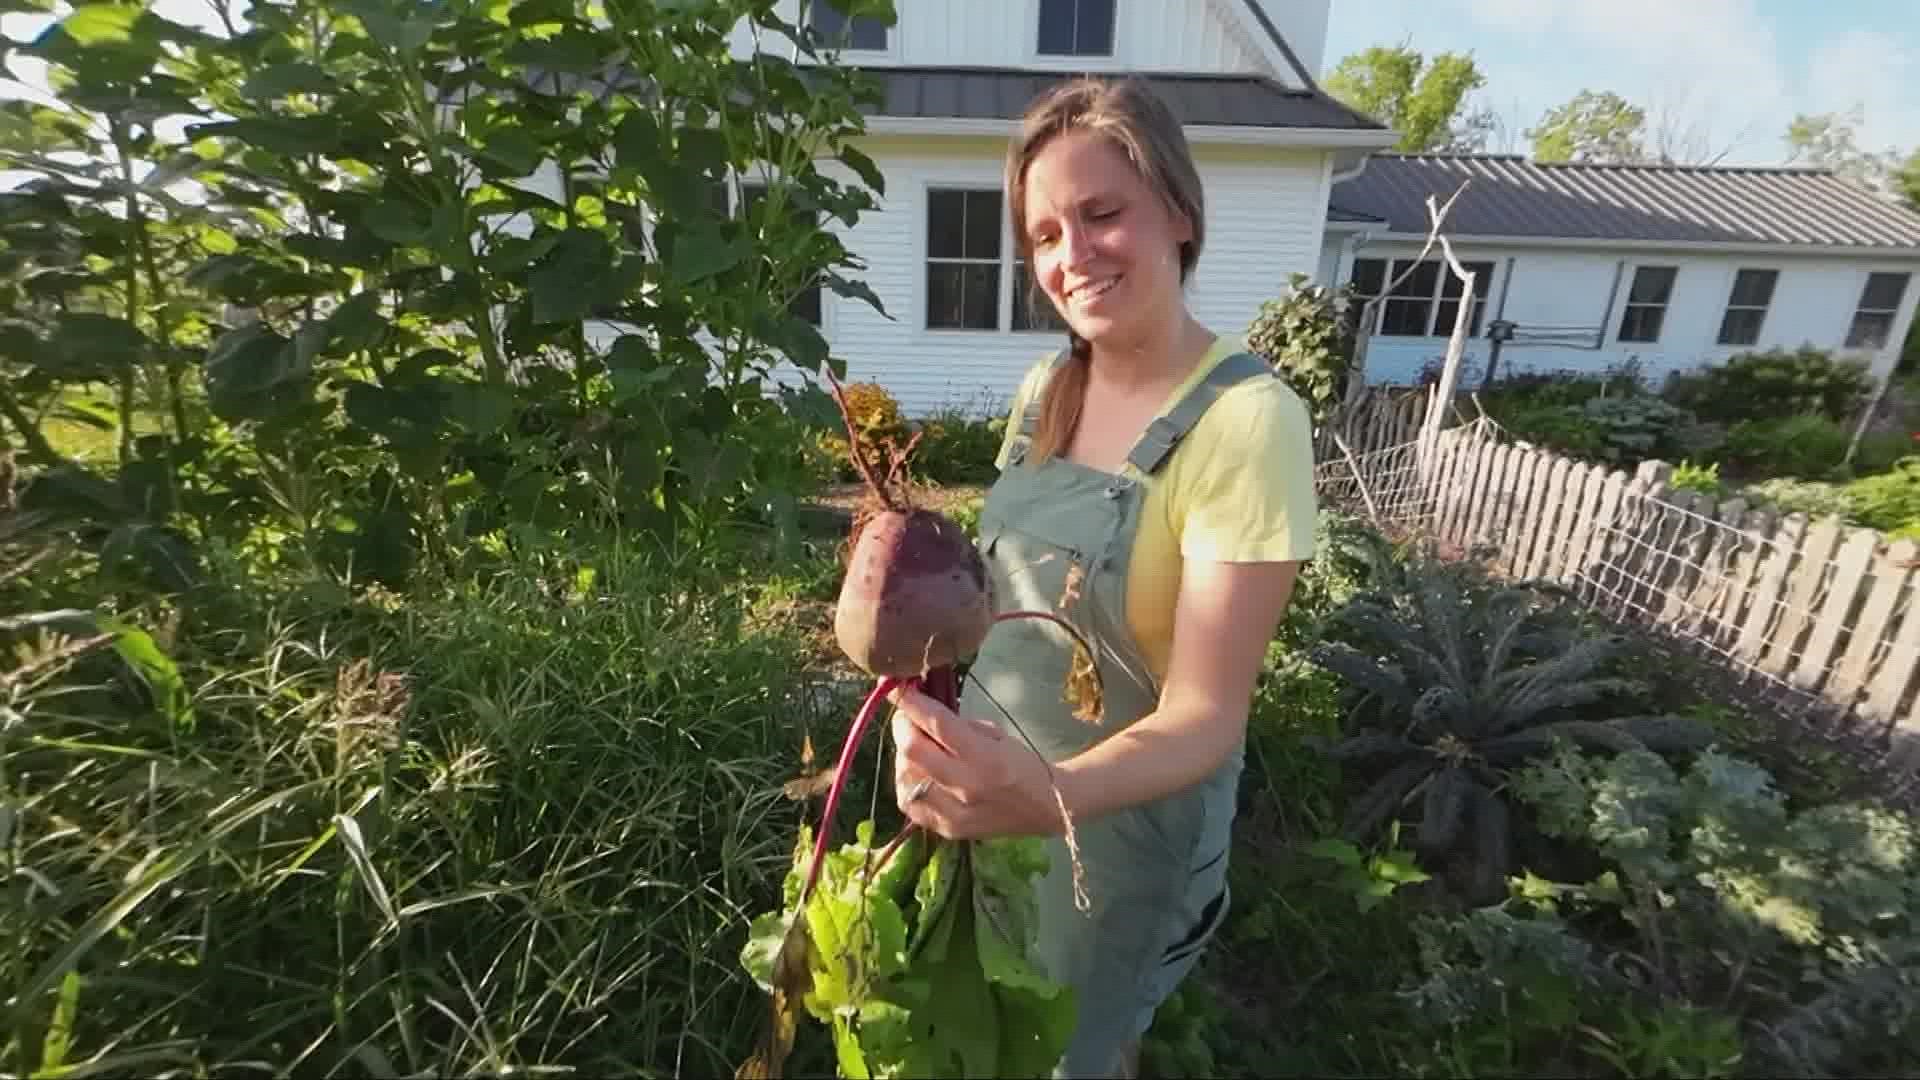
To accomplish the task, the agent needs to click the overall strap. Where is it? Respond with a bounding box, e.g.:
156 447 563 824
1125 351 1274 475
1016 347 1076 440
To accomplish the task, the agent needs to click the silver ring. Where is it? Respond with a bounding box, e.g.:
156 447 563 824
904 777 932 803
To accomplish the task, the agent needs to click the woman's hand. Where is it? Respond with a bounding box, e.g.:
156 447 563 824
889 686 1059 840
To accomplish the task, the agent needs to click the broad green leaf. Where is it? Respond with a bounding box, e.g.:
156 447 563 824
239 61 335 100
838 144 886 196
613 111 659 170
20 463 127 522
50 312 147 372
59 3 139 46
441 381 514 434
203 323 313 422
472 127 543 177
501 28 607 72
187 116 344 156
341 0 436 53
363 199 432 246
670 220 745 283
101 521 201 595
528 228 616 323
325 289 389 355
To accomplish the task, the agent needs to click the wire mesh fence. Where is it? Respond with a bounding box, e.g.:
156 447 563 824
1315 414 1920 801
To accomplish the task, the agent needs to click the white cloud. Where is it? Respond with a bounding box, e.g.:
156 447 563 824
1803 28 1920 155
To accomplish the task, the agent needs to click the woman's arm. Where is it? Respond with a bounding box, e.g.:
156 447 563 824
1054 557 1299 821
889 556 1301 839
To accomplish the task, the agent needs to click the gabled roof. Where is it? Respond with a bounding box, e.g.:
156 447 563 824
1332 154 1920 252
855 66 1384 134
1230 0 1320 90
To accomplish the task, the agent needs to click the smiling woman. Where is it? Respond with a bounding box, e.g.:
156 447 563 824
886 77 1320 1079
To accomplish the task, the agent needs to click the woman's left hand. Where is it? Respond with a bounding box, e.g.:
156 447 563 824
889 685 1060 840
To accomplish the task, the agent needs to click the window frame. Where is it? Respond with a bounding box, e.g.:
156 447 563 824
803 0 894 56
1032 0 1118 60
1844 270 1912 350
1715 266 1778 347
922 185 1007 333
917 182 1073 336
1617 264 1679 344
1347 255 1496 339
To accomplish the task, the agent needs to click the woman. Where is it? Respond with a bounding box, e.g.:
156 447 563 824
887 77 1319 1077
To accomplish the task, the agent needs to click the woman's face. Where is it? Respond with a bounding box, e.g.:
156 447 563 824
1020 128 1192 348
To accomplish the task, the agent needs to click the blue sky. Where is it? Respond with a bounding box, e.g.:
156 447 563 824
1321 0 1918 166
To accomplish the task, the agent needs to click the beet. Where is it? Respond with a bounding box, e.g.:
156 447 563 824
835 507 993 677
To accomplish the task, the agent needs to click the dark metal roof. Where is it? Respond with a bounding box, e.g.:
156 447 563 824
1332 154 1920 249
854 66 1387 132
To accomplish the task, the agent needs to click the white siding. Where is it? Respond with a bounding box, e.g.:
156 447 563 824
1329 240 1920 387
730 0 1277 77
806 137 1329 415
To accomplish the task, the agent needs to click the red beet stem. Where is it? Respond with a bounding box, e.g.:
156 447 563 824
799 674 907 907
864 664 961 881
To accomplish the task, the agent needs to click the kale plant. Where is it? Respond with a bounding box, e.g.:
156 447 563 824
1308 562 1714 900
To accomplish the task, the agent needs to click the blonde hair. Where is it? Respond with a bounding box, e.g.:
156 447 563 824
1004 77 1206 463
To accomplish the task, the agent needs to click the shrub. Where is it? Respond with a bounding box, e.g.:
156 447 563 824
1578 394 1717 465
1715 414 1852 479
1663 346 1874 424
1743 476 1854 521
1484 366 1645 411
908 407 1005 486
1245 272 1357 429
817 381 908 481
1490 403 1610 459
1669 460 1725 498
1843 455 1920 534
1855 430 1917 473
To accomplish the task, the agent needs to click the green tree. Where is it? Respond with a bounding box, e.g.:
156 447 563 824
1529 90 1647 164
1324 44 1489 153
1784 106 1899 188
1894 148 1920 212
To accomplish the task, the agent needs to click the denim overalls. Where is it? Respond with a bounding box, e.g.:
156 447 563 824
959 349 1274 1077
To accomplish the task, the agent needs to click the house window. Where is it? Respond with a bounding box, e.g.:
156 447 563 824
1618 265 1677 343
1346 257 1386 335
807 0 888 50
1012 257 1067 331
741 183 823 326
1844 271 1911 349
926 188 1002 330
1351 256 1494 337
1716 268 1777 346
1037 0 1115 57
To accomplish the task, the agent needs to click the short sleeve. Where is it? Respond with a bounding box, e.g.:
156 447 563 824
1171 380 1318 564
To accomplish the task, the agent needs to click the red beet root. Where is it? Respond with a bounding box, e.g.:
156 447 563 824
835 507 993 677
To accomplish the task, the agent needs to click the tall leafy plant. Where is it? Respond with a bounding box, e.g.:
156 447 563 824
1245 272 1356 430
2 0 891 589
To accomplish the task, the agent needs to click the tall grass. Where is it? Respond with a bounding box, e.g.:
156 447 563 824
3 530 842 1077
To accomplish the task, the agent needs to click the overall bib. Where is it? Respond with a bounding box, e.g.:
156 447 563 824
959 349 1276 1078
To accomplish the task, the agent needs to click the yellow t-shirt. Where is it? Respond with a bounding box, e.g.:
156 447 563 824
992 335 1319 684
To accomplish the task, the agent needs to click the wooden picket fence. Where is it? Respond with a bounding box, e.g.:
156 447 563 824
1318 412 1920 777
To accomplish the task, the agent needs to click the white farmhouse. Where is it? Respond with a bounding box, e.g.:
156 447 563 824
1320 154 1920 390
721 0 1393 415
